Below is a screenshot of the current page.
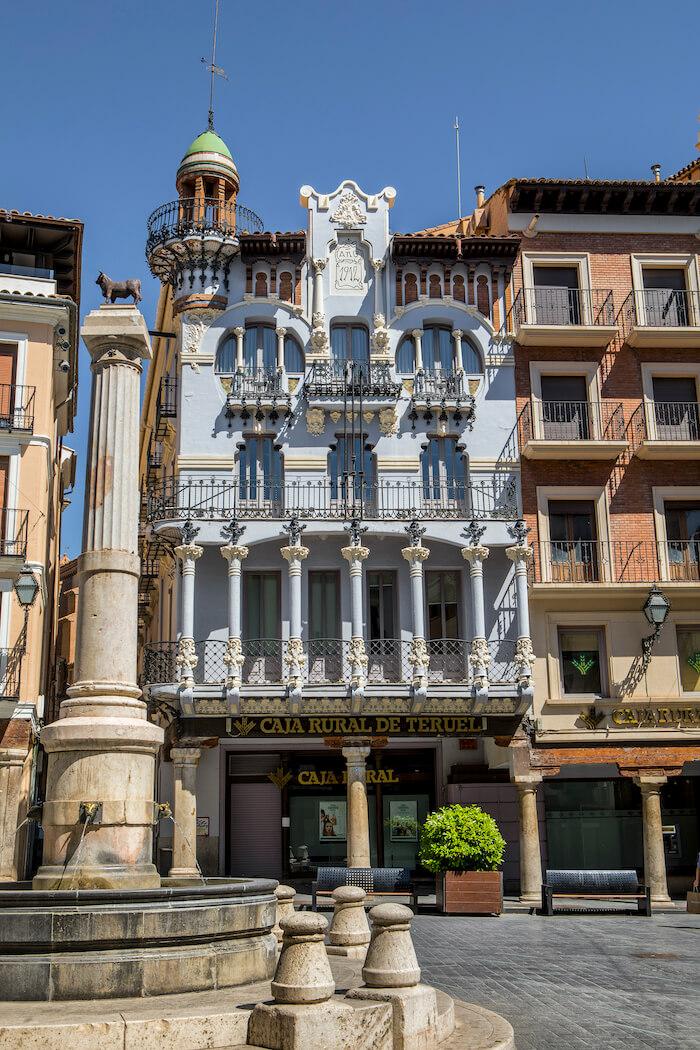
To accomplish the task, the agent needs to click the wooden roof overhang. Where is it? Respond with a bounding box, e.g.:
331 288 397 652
508 178 700 217
239 231 306 258
391 234 520 267
0 210 83 303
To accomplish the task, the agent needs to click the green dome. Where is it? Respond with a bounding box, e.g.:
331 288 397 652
182 130 233 160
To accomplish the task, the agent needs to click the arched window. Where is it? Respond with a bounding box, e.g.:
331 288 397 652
279 271 293 302
429 274 441 299
452 274 466 302
330 324 369 366
284 333 304 374
215 333 237 374
422 326 453 371
396 334 415 374
476 274 490 318
254 271 268 297
460 337 481 374
404 273 418 304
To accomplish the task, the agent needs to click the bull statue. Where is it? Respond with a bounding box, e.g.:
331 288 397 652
96 272 142 305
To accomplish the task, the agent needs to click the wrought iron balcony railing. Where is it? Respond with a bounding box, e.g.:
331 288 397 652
0 385 35 432
518 400 626 443
146 476 517 523
509 287 616 330
619 288 700 332
532 539 700 584
305 361 402 399
146 197 264 253
141 637 519 688
0 644 23 698
225 367 284 400
412 369 470 401
646 401 700 442
156 376 178 419
0 509 29 559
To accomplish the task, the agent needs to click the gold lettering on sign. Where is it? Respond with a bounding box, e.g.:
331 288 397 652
611 707 700 729
295 768 399 786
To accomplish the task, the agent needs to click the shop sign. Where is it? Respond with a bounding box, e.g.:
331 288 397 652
228 714 486 738
296 768 399 786
611 707 700 728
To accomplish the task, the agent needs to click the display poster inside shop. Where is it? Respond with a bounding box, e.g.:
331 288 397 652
227 714 486 738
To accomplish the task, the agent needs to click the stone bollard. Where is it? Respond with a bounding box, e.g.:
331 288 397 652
271 912 335 1004
272 884 296 944
327 885 371 958
363 903 420 987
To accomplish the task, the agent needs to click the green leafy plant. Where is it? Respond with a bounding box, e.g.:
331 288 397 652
418 804 505 873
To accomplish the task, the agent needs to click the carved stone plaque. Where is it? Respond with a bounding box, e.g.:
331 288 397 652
334 238 365 292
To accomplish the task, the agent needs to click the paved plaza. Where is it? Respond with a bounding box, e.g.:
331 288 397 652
411 912 700 1050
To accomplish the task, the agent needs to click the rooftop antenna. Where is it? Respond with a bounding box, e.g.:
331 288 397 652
454 116 463 218
583 155 589 179
201 0 228 130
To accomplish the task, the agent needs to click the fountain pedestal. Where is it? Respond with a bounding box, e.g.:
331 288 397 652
34 306 163 890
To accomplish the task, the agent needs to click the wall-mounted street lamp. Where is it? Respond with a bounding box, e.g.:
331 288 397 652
640 584 671 672
13 565 39 609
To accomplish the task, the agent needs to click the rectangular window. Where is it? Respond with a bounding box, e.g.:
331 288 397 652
642 268 688 327
242 572 281 684
532 265 581 325
548 500 598 582
243 325 276 370
664 502 700 582
238 437 282 504
328 435 375 504
367 571 396 641
540 375 590 440
559 627 605 695
308 571 341 682
330 325 369 366
652 377 699 441
421 437 466 503
677 626 700 693
426 571 460 640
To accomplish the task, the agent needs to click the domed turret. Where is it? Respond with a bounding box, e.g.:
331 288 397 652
176 129 239 204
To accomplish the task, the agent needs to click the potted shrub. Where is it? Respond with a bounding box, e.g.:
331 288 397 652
419 804 505 915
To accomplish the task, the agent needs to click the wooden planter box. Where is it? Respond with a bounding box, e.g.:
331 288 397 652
441 870 503 915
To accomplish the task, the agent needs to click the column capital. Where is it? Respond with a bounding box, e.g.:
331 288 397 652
512 774 543 789
233 325 246 337
275 326 287 337
634 774 668 789
312 258 327 274
281 544 310 563
462 545 490 564
411 328 423 340
451 328 464 340
342 744 371 763
175 543 204 562
220 543 249 563
506 544 533 564
170 746 202 766
401 545 430 564
371 258 384 272
80 306 152 367
341 544 370 563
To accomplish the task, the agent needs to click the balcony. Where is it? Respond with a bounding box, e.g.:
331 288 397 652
223 368 291 417
0 509 29 577
532 539 700 585
509 288 617 347
0 385 35 433
620 289 700 348
141 637 519 689
0 643 23 698
305 362 401 401
155 377 177 439
146 477 516 524
519 400 627 460
634 401 700 460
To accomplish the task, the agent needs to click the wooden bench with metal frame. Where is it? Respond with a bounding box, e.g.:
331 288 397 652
541 868 651 915
311 866 418 911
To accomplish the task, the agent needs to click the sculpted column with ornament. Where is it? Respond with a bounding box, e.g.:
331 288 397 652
451 329 464 374
341 519 370 707
281 518 309 705
461 520 490 697
310 259 329 358
371 260 390 360
34 305 164 890
220 519 248 714
233 325 245 371
175 521 203 713
401 521 430 705
506 520 535 696
411 329 424 372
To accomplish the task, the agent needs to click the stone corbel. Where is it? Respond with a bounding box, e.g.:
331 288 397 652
470 637 491 699
223 636 245 715
284 636 306 710
347 636 369 712
370 313 391 359
408 636 429 711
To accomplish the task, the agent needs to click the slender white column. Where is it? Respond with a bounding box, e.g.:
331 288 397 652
220 541 249 691
168 746 202 879
312 259 326 316
341 526 370 693
401 525 430 694
451 329 464 373
281 520 309 696
234 325 245 370
371 259 384 317
506 541 535 687
513 776 543 903
175 530 203 687
634 775 671 904
310 260 330 357
343 745 371 868
412 329 424 371
276 327 287 372
462 532 490 690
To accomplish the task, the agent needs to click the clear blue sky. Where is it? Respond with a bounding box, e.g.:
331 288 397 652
1 0 698 557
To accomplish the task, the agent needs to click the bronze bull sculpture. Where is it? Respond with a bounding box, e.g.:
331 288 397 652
96 272 142 305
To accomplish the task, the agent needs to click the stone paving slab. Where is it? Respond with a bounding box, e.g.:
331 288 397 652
411 912 700 1050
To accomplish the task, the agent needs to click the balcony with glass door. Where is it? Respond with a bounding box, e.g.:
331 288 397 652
510 267 616 347
636 376 700 460
519 375 626 460
621 268 700 348
306 325 400 403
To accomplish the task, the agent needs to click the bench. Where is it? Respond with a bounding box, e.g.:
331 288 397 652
541 869 651 916
311 866 417 911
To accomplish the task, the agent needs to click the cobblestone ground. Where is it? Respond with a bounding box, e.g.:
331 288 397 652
411 912 700 1050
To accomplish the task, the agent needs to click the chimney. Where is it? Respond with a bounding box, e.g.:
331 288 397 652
651 163 661 183
475 185 485 208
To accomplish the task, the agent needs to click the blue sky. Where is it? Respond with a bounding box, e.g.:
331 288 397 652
1 0 698 557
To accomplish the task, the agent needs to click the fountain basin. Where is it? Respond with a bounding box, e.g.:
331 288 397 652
0 878 277 1001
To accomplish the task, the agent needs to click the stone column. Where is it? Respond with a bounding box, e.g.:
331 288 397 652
451 328 464 373
275 326 286 373
635 774 671 904
461 530 490 692
168 746 201 879
310 260 329 358
401 523 430 697
506 530 535 691
411 329 424 371
281 520 309 700
341 527 370 697
175 528 203 689
0 748 27 881
220 537 248 707
234 325 245 371
35 306 164 890
513 776 543 903
343 745 371 868
371 259 384 317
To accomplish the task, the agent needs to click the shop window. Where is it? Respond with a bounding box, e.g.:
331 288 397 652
677 626 700 693
559 627 605 695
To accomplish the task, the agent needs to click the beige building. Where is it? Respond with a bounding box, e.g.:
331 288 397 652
0 209 81 880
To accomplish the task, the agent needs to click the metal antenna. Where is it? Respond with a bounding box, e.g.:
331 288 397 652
454 117 463 218
201 0 228 130
583 155 590 179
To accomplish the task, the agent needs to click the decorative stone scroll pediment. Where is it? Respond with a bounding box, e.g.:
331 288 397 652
331 191 367 229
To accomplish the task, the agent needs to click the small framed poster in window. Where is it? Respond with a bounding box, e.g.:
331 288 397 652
319 801 346 842
389 800 418 842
